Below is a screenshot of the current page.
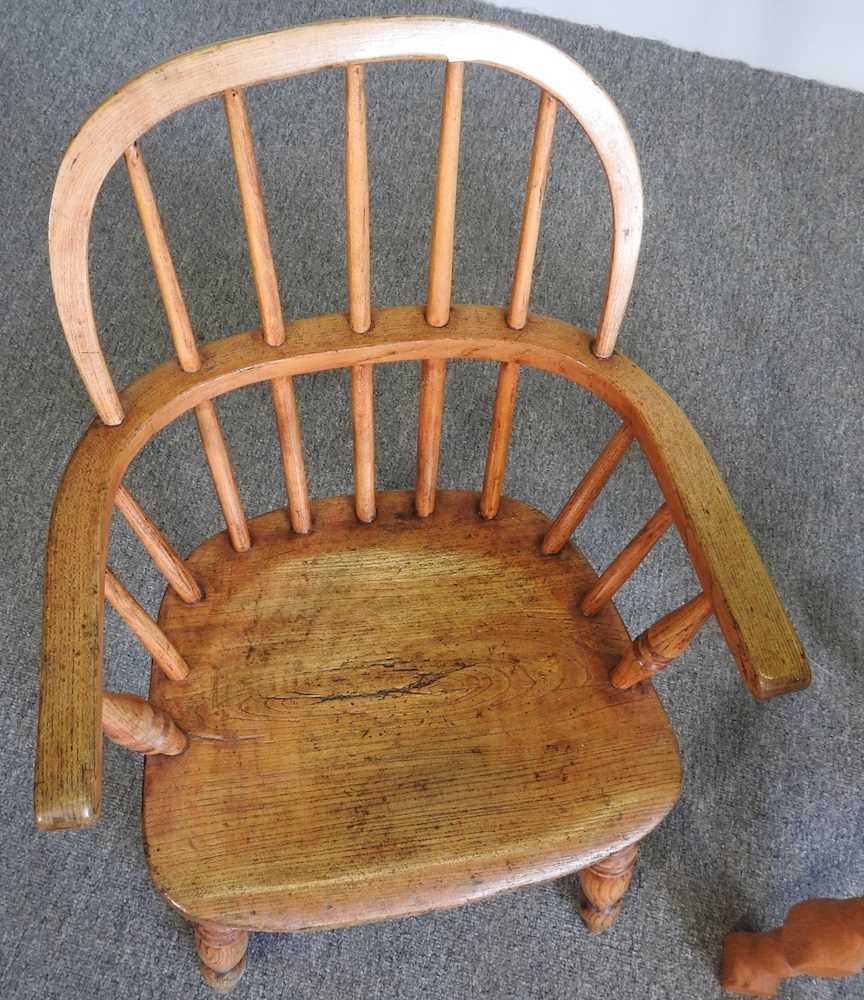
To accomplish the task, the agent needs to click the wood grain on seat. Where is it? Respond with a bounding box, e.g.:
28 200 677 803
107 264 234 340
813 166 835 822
143 490 681 930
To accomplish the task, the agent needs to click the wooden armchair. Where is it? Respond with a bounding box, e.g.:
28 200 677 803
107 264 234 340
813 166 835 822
34 17 810 992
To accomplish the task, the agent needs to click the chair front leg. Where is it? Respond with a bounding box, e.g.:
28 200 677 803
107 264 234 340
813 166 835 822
578 842 639 934
194 921 249 993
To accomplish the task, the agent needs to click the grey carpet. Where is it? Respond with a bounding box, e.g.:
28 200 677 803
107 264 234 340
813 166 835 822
1 1 862 998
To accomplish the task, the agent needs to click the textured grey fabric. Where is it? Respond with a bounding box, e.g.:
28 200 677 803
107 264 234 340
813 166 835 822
1 1 862 998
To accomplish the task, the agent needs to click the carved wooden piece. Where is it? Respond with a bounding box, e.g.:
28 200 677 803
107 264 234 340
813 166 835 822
124 142 200 373
578 843 639 934
223 88 284 347
49 17 643 423
721 897 864 997
102 691 187 756
104 569 189 682
193 399 251 553
114 486 202 604
508 89 557 330
610 592 713 689
542 423 634 554
480 361 520 519
270 376 311 534
426 62 464 328
34 306 810 831
415 358 447 517
194 922 249 994
143 490 681 930
581 502 672 616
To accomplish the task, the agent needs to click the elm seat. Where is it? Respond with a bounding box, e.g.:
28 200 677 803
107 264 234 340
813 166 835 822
144 491 681 930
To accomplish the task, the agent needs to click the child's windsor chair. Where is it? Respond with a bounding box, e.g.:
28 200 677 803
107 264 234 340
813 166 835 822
34 16 810 992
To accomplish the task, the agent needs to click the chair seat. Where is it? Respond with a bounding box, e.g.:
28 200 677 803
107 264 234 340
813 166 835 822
143 490 681 931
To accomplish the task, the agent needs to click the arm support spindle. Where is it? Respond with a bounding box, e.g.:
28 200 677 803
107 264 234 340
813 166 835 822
104 569 190 681
102 691 187 756
610 592 712 689
114 486 202 604
543 424 634 554
581 502 673 616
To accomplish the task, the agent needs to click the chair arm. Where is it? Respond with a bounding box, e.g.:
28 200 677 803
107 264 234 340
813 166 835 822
34 427 114 830
615 374 811 700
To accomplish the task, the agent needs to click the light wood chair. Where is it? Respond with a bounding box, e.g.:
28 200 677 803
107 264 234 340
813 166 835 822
34 16 811 992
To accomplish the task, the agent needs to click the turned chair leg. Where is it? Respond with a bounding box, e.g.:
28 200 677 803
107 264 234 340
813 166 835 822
578 843 639 934
194 922 249 993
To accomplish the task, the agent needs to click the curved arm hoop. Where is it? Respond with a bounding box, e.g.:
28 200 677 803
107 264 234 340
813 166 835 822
49 16 643 425
34 306 808 830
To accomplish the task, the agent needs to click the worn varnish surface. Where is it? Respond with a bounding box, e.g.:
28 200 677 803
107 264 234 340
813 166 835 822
143 490 681 930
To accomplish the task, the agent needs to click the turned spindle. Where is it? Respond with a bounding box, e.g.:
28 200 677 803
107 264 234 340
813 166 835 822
101 692 187 756
194 922 249 993
578 843 639 934
610 592 712 689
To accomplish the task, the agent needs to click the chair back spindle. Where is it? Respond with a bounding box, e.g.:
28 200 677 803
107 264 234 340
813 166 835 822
114 486 202 604
193 399 251 551
507 89 557 331
416 62 464 517
124 143 201 372
124 139 253 549
345 63 376 522
542 423 634 554
271 376 312 534
479 361 521 519
223 88 285 347
415 358 448 517
581 502 673 616
426 62 465 328
223 88 313 530
345 63 372 334
351 364 376 523
104 569 189 681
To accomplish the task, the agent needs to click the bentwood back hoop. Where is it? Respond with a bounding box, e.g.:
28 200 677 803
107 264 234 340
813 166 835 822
35 16 809 992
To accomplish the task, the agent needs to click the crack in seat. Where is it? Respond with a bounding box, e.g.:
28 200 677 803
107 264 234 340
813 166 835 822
144 490 681 930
